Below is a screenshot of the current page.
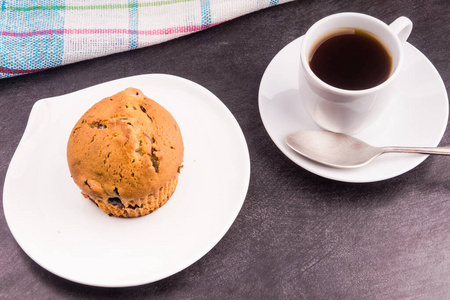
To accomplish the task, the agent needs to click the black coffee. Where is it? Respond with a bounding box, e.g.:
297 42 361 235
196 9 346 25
309 28 392 90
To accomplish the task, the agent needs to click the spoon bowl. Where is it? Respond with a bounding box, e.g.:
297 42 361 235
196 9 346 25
286 131 450 168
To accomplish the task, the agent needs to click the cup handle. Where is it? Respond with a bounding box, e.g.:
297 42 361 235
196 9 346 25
389 16 413 43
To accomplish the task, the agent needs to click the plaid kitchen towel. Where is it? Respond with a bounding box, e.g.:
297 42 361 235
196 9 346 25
0 0 293 79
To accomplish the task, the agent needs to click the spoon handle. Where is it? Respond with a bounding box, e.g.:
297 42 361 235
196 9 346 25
381 146 450 155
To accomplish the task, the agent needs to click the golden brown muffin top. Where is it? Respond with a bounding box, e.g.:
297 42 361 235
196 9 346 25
67 88 184 207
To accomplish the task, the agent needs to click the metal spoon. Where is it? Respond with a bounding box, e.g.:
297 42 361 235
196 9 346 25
286 130 450 168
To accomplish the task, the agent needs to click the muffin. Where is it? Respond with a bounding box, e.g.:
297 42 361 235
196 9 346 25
67 88 184 218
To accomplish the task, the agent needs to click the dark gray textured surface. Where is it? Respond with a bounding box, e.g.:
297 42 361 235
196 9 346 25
2 1 450 299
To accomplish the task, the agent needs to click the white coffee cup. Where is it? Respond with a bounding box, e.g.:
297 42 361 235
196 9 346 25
299 12 413 134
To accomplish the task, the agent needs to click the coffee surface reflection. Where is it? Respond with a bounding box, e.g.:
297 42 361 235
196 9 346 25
309 28 393 90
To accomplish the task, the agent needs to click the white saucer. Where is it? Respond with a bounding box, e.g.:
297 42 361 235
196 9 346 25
259 36 448 183
3 74 250 287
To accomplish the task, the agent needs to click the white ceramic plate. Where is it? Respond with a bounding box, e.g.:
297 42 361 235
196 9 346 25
3 74 250 287
259 36 448 182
